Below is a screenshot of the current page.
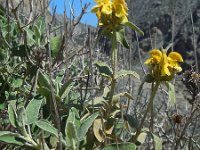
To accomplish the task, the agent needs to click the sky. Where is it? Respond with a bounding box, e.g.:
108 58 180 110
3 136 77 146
50 0 98 27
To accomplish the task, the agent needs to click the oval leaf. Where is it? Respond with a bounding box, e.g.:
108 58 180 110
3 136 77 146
59 79 74 99
115 70 140 80
166 81 176 107
125 114 139 129
26 99 43 124
35 120 58 138
8 103 17 128
124 21 144 36
24 27 35 46
37 86 51 98
0 131 24 146
65 122 78 148
16 107 27 127
95 61 113 79
116 29 130 49
38 71 51 89
78 112 99 141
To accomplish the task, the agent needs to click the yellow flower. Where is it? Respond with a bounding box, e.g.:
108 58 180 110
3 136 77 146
113 0 128 14
101 3 112 15
160 52 170 76
168 52 183 73
144 49 162 65
144 49 183 80
92 0 128 28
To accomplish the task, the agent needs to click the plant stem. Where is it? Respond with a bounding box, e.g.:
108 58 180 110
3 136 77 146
132 81 160 143
112 29 117 75
150 83 154 132
19 126 39 149
109 29 117 103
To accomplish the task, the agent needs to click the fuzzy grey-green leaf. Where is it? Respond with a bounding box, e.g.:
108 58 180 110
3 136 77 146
17 107 27 127
8 103 17 128
65 122 78 148
115 70 140 80
38 71 51 89
26 99 43 124
124 21 144 36
59 79 74 99
36 120 58 138
95 61 113 79
167 82 176 107
125 114 139 129
78 112 99 141
116 29 130 49
0 131 24 146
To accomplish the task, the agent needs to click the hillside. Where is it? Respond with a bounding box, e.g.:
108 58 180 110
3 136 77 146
127 0 200 70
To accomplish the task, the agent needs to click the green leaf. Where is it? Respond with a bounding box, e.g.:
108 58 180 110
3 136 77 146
34 25 41 45
115 70 140 80
26 99 43 124
67 108 76 123
102 142 136 150
0 102 5 110
65 122 78 148
166 81 176 107
116 29 130 49
36 16 45 35
124 21 144 36
16 107 27 127
67 108 81 129
50 35 61 57
95 61 113 79
24 27 35 46
35 120 58 138
12 77 23 88
114 119 124 136
78 112 99 141
38 71 51 89
59 80 74 99
125 114 139 129
8 104 17 128
0 131 24 146
37 86 51 98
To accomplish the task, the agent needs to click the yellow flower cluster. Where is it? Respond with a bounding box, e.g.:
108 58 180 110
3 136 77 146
144 49 183 80
91 0 128 28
